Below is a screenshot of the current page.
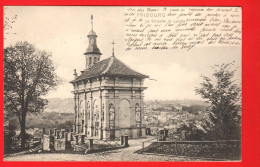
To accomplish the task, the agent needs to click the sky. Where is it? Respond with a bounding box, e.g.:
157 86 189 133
4 6 241 101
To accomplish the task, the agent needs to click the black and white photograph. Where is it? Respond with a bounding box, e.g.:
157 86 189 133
4 6 241 161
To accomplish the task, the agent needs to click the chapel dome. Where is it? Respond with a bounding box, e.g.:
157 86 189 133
88 30 97 36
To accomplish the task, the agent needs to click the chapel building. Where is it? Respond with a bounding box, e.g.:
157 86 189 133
70 16 149 139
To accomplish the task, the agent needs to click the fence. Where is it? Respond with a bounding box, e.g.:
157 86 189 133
71 135 129 153
93 137 121 148
141 140 241 160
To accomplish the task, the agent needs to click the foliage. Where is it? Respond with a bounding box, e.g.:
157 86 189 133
194 63 241 140
176 120 207 140
182 105 207 115
141 141 241 160
26 112 74 129
4 41 60 148
5 112 74 132
4 7 18 39
174 63 241 141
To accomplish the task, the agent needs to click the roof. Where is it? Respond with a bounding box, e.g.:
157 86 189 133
88 30 97 36
84 43 102 55
71 56 149 83
85 29 102 55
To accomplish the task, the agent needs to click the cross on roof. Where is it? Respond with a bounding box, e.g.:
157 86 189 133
112 40 116 57
91 14 93 30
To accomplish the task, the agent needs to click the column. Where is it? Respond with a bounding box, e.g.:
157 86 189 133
73 93 77 133
140 90 146 137
114 77 119 128
90 81 94 136
103 90 110 139
99 87 103 139
77 93 80 134
84 91 87 135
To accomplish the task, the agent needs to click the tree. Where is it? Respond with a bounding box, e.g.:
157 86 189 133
176 120 207 140
182 105 207 115
4 7 18 40
195 63 241 140
4 41 60 149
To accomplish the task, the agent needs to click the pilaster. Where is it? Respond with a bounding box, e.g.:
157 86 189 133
73 93 77 133
84 90 87 135
99 84 103 139
89 80 94 137
77 93 80 134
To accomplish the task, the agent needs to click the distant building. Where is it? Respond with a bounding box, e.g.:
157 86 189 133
153 100 162 109
70 16 149 139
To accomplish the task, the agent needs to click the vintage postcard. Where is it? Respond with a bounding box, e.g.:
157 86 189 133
4 6 242 161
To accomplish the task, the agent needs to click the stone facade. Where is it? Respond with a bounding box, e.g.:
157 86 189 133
70 16 148 139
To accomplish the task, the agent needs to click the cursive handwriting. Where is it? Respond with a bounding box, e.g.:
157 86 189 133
124 7 241 51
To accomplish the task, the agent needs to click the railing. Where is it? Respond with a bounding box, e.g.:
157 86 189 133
93 137 121 148
72 135 129 153
141 140 241 160
141 137 158 153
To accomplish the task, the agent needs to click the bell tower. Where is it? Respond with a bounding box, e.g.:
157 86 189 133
84 15 102 69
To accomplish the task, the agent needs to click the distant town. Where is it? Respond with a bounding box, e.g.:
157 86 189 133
4 98 209 138
44 98 207 113
43 98 210 137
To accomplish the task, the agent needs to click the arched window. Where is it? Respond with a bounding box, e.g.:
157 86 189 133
94 57 97 63
119 99 131 128
89 57 92 65
94 104 99 121
80 101 85 119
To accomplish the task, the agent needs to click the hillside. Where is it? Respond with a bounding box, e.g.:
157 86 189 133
7 112 74 131
44 98 74 113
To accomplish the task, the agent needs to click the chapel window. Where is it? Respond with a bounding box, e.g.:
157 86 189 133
89 57 92 65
